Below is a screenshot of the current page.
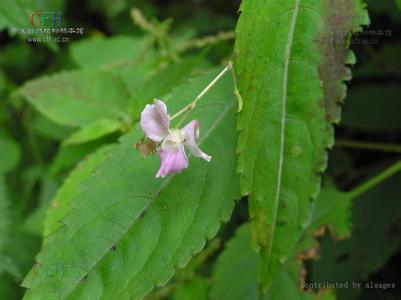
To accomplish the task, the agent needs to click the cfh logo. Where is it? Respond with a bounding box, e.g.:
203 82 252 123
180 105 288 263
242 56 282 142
29 12 63 27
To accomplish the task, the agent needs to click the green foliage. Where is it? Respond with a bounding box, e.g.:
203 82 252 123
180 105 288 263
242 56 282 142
172 277 208 300
0 176 10 252
0 0 400 299
22 70 240 299
70 36 149 70
396 0 401 10
50 139 112 174
32 116 74 142
0 0 61 51
18 70 131 128
296 185 352 254
234 0 369 289
0 135 21 174
44 145 112 238
62 119 122 146
309 173 401 299
211 224 260 300
130 57 210 118
211 224 336 300
0 176 21 280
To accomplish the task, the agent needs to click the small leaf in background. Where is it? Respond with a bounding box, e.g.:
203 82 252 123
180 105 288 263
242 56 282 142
234 0 369 289
32 116 75 142
211 224 335 300
211 224 259 300
70 35 149 70
172 277 208 300
342 84 401 132
295 185 352 259
0 135 21 174
308 173 401 300
70 35 158 97
18 70 131 128
62 119 122 146
50 138 114 174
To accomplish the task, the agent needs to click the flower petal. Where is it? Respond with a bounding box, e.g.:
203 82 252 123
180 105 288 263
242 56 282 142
156 144 189 178
140 99 170 142
182 120 212 162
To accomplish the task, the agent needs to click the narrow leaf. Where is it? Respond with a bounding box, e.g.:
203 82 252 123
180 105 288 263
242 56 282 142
234 0 369 288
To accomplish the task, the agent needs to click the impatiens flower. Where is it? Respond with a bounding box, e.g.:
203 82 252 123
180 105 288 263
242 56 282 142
140 99 211 178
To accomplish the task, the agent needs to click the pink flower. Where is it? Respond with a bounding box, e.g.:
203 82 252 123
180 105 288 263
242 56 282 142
140 99 211 178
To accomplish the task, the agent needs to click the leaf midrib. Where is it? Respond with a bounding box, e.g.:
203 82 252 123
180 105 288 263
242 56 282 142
268 0 301 259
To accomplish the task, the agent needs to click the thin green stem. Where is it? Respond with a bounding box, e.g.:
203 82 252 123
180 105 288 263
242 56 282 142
171 64 231 127
336 139 401 153
228 61 243 112
348 160 401 199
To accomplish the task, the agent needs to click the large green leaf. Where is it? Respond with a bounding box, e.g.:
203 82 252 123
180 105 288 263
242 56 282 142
23 69 240 299
234 0 369 288
18 70 131 128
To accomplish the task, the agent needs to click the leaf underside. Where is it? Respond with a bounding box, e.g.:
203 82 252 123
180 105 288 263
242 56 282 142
234 0 369 289
23 69 240 299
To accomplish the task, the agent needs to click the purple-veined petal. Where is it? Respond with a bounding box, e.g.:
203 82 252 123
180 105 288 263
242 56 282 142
182 120 212 162
140 99 170 142
156 144 189 178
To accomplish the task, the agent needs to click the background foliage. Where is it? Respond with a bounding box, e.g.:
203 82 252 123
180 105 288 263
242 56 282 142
0 0 400 299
